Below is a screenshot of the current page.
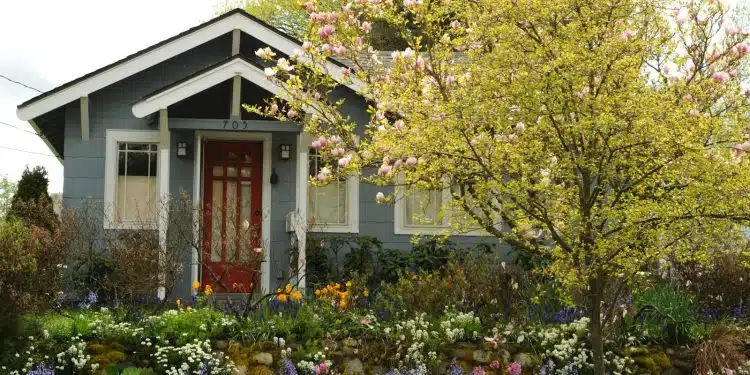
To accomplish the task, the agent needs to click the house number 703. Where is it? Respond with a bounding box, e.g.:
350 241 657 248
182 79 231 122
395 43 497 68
223 120 248 130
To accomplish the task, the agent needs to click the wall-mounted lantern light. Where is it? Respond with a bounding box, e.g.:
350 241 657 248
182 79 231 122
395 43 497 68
176 141 188 157
280 144 291 160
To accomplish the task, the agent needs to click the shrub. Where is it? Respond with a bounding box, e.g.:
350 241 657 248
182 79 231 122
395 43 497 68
694 325 748 374
8 166 57 231
630 282 698 345
674 250 750 319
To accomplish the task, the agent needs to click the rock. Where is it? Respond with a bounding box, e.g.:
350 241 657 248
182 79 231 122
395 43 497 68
232 365 248 375
215 340 229 350
632 355 658 374
343 358 364 374
625 347 649 356
651 352 671 369
499 349 512 364
512 353 539 367
672 359 692 372
251 352 273 367
472 350 491 364
247 365 273 375
663 368 686 375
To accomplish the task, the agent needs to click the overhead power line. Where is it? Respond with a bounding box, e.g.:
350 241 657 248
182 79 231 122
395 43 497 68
0 145 57 158
0 74 44 93
0 120 40 136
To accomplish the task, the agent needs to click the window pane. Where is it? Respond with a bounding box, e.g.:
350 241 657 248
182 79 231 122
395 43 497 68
405 189 442 226
240 182 252 263
227 167 237 177
308 181 347 225
115 143 157 223
211 181 223 262
213 166 223 177
226 181 238 263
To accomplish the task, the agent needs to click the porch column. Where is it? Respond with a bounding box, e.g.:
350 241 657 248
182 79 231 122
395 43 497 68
295 132 311 291
157 108 170 300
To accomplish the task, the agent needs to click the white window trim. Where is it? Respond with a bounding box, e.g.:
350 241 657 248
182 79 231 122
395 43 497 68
104 129 160 230
394 179 492 237
299 133 359 234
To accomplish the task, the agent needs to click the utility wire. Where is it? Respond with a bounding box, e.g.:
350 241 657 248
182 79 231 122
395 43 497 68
0 74 44 93
0 144 57 158
0 120 40 136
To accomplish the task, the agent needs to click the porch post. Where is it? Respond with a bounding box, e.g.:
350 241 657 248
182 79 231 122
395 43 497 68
295 132 310 291
157 108 170 300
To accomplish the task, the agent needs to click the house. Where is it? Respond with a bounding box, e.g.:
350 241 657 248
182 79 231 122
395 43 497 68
16 9 500 299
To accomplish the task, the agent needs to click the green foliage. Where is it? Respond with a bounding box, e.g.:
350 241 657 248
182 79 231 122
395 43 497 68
9 166 56 231
631 283 698 345
0 174 16 219
148 308 234 346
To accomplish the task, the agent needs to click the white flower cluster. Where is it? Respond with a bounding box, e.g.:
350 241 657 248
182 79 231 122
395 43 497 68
152 339 234 375
55 335 91 372
89 318 145 341
506 318 633 375
387 313 440 369
439 311 481 344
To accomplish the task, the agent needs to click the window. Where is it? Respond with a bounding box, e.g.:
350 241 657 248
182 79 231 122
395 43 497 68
306 148 359 233
394 180 492 236
104 130 160 229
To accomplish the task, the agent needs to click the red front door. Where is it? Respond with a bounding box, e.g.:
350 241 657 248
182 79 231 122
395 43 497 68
202 141 263 293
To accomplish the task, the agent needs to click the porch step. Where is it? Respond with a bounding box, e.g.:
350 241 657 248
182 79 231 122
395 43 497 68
212 293 252 311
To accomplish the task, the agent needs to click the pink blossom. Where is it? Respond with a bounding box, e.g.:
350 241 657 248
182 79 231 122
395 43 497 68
688 108 700 116
321 43 332 52
712 71 730 83
403 0 421 7
473 367 485 375
303 41 314 50
311 12 327 22
332 147 345 157
341 67 351 77
304 1 316 13
377 125 386 132
333 45 347 56
375 192 387 203
727 26 740 35
317 136 328 148
318 362 329 374
362 21 372 33
378 164 392 175
312 140 323 149
725 369 734 375
490 360 500 369
269 103 279 115
287 109 298 119
451 20 461 29
316 168 331 182
376 111 386 121
330 135 343 144
737 43 750 56
684 60 696 72
355 37 364 47
338 155 351 168
675 8 689 25
402 48 415 59
620 29 637 41
318 24 335 38
506 362 522 375
394 120 405 130
697 13 707 25
326 13 338 22
415 56 426 69
446 75 455 85
406 156 417 166
394 159 403 170
729 70 738 77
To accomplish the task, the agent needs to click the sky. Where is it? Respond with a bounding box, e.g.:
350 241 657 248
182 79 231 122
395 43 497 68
0 0 223 193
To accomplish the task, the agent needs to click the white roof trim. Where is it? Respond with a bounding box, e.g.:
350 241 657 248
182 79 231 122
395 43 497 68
133 58 287 117
17 11 362 121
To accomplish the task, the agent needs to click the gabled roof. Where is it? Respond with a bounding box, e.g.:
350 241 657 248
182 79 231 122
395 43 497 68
17 8 359 121
132 55 283 118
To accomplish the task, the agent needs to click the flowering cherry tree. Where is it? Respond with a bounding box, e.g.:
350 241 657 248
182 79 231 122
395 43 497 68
249 0 750 370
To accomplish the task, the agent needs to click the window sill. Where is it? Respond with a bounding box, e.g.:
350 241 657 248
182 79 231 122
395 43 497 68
309 223 359 234
104 221 158 231
395 225 491 237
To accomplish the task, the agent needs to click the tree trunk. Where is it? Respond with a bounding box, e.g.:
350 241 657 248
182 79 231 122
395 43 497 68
589 278 606 374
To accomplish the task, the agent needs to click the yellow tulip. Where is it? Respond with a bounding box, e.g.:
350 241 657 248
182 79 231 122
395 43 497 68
345 281 352 288
192 280 200 290
204 285 213 296
285 284 293 294
278 293 288 303
363 288 369 297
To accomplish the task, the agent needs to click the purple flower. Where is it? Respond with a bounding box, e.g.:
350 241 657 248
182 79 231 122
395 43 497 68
450 359 465 375
197 363 208 375
282 358 298 375
26 364 55 375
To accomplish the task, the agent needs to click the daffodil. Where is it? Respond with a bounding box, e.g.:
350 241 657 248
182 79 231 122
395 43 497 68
192 280 200 290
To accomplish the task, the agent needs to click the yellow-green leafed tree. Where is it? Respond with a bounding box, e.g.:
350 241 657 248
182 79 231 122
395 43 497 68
250 0 750 370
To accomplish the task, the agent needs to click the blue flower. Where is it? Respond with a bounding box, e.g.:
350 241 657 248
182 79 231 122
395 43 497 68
281 358 298 375
26 363 55 375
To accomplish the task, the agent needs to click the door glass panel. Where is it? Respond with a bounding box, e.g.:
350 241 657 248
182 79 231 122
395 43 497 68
241 167 251 178
211 180 223 262
226 181 238 263
240 182 252 262
212 166 223 177
227 167 237 177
